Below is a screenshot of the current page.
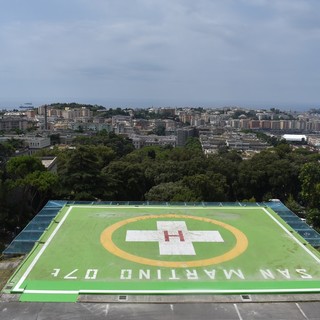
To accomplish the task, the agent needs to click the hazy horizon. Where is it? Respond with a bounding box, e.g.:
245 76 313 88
1 1 320 111
0 98 318 113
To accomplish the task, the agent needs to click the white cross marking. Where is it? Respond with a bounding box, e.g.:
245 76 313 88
126 221 224 255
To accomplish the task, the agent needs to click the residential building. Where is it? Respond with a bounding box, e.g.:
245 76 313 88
27 137 51 154
130 134 176 149
176 127 195 146
0 113 32 132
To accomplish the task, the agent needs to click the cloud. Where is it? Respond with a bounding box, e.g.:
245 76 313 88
0 0 320 108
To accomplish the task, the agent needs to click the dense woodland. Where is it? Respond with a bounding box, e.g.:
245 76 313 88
1 131 320 249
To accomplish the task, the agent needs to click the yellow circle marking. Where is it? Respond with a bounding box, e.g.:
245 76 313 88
100 214 248 268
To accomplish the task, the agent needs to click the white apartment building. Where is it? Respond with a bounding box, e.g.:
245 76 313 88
131 134 176 149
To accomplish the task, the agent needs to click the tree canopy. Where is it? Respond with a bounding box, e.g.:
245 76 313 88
2 135 320 240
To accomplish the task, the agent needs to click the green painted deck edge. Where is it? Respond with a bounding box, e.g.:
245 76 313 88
19 292 78 302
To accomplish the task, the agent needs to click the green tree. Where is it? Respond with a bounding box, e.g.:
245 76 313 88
59 146 103 200
299 162 320 208
49 134 61 145
94 145 116 168
0 139 25 168
145 182 196 202
273 143 291 158
73 131 134 157
153 124 166 136
206 154 239 200
0 142 14 163
5 156 58 225
182 173 228 201
6 156 45 179
237 151 276 201
285 194 304 217
12 170 59 212
185 137 202 152
267 158 299 199
146 161 186 185
306 208 320 231
102 161 147 201
0 177 9 226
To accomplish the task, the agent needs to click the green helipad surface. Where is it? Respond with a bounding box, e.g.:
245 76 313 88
5 205 320 302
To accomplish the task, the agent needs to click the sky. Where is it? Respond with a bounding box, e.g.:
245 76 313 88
1 0 320 110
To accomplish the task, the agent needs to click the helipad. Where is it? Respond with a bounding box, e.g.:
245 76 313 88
5 204 320 302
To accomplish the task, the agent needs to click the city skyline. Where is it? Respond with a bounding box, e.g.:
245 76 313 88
1 1 320 110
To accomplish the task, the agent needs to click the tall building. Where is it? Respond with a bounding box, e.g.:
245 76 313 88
0 113 31 131
176 127 195 146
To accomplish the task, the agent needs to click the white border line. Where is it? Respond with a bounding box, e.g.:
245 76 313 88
70 205 263 210
262 208 320 264
234 304 244 320
13 206 73 292
22 287 320 295
14 205 320 296
80 288 320 294
295 302 309 320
